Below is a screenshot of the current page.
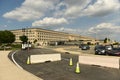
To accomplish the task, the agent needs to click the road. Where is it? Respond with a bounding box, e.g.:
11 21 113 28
9 47 120 80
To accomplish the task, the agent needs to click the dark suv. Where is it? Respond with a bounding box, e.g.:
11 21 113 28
94 45 106 55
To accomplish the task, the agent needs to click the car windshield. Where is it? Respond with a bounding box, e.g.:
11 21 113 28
106 46 111 48
96 45 105 49
112 48 120 50
81 44 88 46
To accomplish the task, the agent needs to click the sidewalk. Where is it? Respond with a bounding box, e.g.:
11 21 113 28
0 51 43 80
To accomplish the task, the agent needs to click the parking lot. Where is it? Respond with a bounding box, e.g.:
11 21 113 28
9 46 120 80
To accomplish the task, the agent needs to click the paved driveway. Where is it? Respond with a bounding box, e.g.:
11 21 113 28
11 48 120 80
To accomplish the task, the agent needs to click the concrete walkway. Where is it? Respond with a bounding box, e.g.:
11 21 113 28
0 51 43 80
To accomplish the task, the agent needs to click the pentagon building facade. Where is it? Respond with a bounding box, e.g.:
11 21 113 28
11 28 96 46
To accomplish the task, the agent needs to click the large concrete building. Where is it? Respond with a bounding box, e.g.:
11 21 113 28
11 28 96 46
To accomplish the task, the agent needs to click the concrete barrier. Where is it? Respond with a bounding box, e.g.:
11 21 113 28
30 53 61 64
79 55 120 69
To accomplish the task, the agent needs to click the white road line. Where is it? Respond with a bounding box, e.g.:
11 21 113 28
11 51 23 69
62 58 69 61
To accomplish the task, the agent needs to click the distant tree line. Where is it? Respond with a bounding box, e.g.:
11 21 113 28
0 30 29 45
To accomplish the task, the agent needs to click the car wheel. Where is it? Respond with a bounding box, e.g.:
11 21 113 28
95 52 98 55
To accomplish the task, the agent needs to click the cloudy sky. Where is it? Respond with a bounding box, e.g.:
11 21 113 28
0 0 120 41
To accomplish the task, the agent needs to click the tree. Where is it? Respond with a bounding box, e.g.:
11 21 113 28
104 37 110 43
33 39 37 44
0 30 15 44
19 35 28 43
104 38 107 43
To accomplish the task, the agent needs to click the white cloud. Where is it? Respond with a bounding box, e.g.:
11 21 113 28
82 0 120 17
54 0 91 18
55 27 76 32
3 0 120 21
89 23 120 33
3 0 57 21
64 0 91 18
56 0 120 18
54 27 85 35
32 17 68 27
88 23 120 40
54 23 120 41
2 0 120 35
53 23 120 41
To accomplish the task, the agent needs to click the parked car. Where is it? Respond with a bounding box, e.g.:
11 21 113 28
106 48 120 56
94 44 114 55
117 44 120 48
94 45 106 55
79 44 90 50
105 45 113 50
79 44 84 48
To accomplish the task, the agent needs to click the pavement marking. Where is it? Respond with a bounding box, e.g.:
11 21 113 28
11 51 23 69
62 58 69 61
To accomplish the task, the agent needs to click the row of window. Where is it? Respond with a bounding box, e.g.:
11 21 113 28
13 30 82 42
15 33 68 39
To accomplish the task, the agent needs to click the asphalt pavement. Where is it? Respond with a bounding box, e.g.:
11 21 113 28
9 47 120 80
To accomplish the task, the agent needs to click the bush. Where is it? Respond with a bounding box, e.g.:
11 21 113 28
11 44 21 49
